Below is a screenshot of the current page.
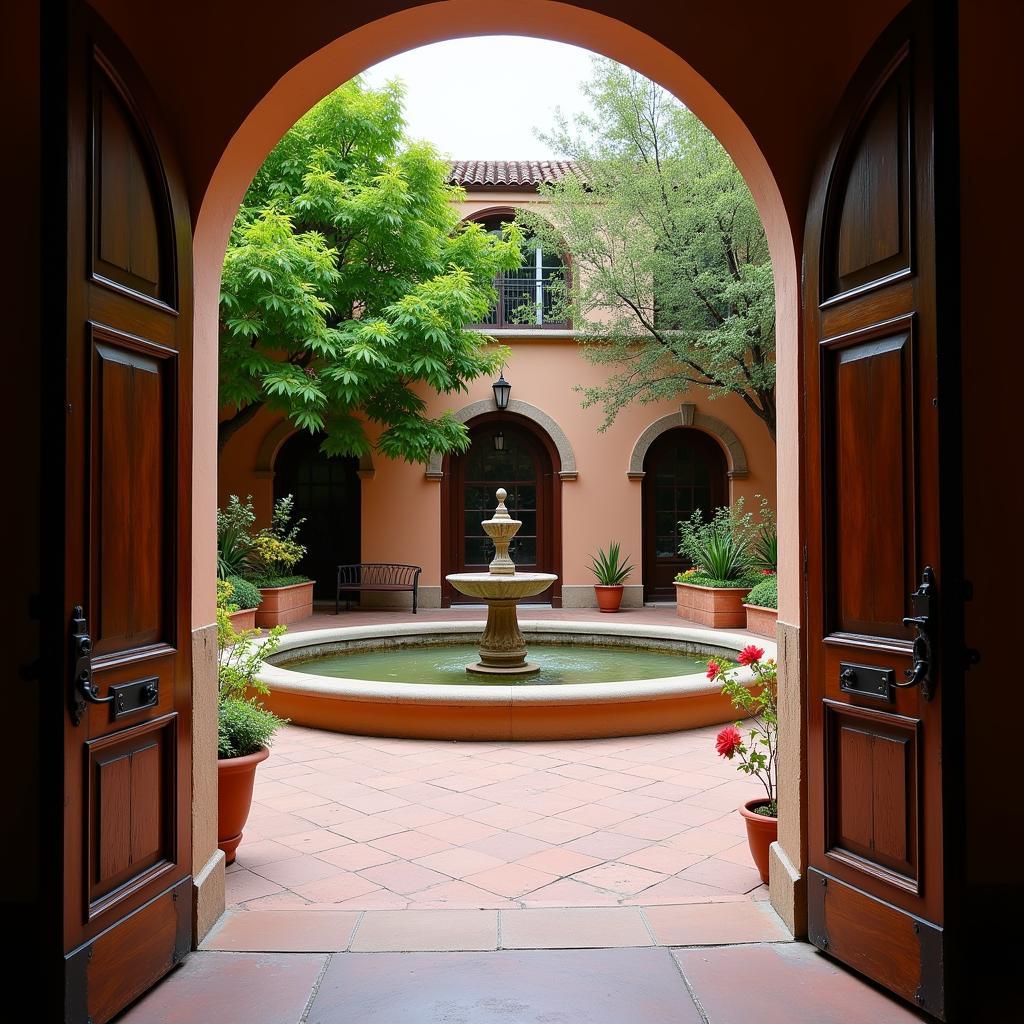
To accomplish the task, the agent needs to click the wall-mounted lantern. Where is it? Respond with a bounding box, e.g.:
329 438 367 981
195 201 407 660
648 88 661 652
491 371 511 410
493 430 505 452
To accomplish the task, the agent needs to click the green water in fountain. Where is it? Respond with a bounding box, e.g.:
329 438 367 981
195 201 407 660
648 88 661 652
286 643 708 686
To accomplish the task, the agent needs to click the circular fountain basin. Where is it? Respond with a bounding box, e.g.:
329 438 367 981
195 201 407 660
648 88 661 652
256 621 774 741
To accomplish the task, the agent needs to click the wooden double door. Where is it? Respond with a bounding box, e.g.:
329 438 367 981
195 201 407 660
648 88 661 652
802 3 961 1017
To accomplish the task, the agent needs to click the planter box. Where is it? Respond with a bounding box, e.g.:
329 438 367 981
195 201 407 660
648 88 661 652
227 607 256 631
255 581 314 627
744 603 778 639
674 582 751 628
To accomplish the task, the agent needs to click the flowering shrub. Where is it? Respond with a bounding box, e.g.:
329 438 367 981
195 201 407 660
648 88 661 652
709 644 778 815
249 494 309 585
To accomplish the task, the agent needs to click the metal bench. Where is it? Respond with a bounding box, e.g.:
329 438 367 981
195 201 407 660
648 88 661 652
335 563 422 614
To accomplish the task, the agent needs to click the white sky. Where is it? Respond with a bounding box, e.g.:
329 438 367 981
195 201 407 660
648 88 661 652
361 37 600 159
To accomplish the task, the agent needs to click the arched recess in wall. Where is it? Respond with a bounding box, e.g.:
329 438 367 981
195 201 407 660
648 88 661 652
436 403 568 607
425 398 577 481
254 418 375 479
627 404 749 481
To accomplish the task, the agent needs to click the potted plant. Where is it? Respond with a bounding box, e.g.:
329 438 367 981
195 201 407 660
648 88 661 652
589 542 634 612
249 494 314 626
674 500 759 627
221 576 262 631
216 593 287 864
708 646 777 884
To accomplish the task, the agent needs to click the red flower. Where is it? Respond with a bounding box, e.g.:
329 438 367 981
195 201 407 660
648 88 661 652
706 660 721 681
737 645 765 666
761 569 775 576
716 725 743 759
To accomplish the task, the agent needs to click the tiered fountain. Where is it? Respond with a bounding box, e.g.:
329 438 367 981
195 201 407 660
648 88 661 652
445 488 557 675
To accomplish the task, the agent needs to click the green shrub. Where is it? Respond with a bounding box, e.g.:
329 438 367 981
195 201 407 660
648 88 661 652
678 500 755 583
745 574 778 609
677 572 761 589
750 497 778 573
218 698 283 759
248 573 311 589
226 575 262 609
217 494 256 580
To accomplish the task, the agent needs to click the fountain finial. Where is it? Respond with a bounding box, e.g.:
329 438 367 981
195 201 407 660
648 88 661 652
482 487 520 575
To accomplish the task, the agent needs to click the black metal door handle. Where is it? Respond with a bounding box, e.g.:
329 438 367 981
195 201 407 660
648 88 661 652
71 605 113 724
899 568 936 700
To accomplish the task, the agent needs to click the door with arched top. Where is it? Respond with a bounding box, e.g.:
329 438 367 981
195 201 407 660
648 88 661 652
443 417 560 605
274 432 360 599
642 428 728 600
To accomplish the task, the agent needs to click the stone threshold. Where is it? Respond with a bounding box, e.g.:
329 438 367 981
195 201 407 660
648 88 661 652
201 900 789 953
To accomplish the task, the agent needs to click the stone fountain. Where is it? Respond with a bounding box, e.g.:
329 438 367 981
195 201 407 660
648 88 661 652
446 488 557 675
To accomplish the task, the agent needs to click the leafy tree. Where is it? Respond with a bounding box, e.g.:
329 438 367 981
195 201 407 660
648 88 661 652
518 60 776 439
219 79 523 461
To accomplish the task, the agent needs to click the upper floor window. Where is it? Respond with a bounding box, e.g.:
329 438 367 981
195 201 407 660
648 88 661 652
472 214 568 329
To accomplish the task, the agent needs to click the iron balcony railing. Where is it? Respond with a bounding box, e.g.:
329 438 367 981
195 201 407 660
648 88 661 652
473 271 569 329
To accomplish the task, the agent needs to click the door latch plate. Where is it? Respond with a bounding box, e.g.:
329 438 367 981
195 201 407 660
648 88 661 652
110 676 159 720
839 662 894 702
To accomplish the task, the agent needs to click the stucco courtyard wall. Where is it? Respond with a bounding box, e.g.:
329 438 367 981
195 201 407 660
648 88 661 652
218 335 776 603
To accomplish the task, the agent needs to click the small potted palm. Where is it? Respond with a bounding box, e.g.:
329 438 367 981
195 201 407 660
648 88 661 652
675 499 759 627
708 646 778 884
589 542 634 612
216 585 288 864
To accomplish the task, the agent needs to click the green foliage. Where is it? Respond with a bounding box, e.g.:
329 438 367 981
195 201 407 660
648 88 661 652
678 500 756 583
749 495 777 572
217 605 288 759
248 574 311 590
517 58 775 439
709 651 778 811
249 494 308 580
677 572 761 590
589 542 634 586
217 494 256 580
745 574 778 610
226 575 262 610
219 79 524 461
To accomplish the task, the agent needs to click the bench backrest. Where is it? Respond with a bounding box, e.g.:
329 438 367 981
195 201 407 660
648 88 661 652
337 563 421 587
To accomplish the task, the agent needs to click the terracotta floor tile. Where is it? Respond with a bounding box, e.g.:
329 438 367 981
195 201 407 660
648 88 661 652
417 816 500 845
597 792 673 815
350 909 498 952
202 909 360 951
513 817 597 844
555 803 637 827
463 863 559 898
624 876 734 906
676 943 926 1023
405 879 518 909
250 856 340 888
594 772 652 792
233 838 305 868
297 803 374 827
548 780 622 802
514 847 603 876
368 829 452 859
315 843 396 871
678 856 764 894
563 832 651 861
291 870 383 903
620 845 706 875
329 890 411 911
259 790 334 813
413 847 506 878
119 951 327 1024
633 781 703 801
548 762 609 781
608 815 687 841
244 811 318 839
422 792 496 814
275 828 352 854
501 907 653 949
645 900 789 946
504 791 587 815
327 817 405 842
572 861 667 897
334 790 411 814
225 869 286 906
716 840 758 867
373 804 452 827
358 859 452 895
465 831 552 862
649 801 725 827
465 805 543 828
662 827 739 855
307 948 703 1024
519 877 622 907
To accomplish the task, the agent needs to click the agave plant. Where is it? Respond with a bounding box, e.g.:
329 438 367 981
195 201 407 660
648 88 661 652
678 502 754 583
589 542 634 586
217 494 256 580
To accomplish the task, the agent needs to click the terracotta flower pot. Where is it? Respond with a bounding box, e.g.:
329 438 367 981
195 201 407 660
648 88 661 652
217 746 269 864
739 797 778 884
254 580 314 627
594 584 625 612
674 582 751 627
743 603 778 639
227 607 256 631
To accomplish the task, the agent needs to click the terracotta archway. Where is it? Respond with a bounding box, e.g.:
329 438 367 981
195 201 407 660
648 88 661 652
189 0 803 939
627 404 750 481
255 418 375 480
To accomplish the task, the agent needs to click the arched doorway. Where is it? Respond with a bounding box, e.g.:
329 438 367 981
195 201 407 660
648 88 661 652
273 431 360 599
642 428 728 600
442 414 561 605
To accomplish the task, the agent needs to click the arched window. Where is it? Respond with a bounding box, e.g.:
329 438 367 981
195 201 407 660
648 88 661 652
472 212 568 329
